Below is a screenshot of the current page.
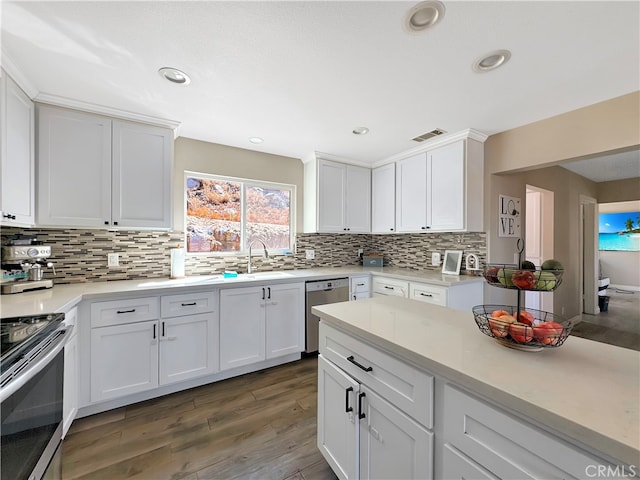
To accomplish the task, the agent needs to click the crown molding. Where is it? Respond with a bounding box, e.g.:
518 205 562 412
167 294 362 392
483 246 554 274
302 150 372 168
34 93 181 132
1 52 39 99
372 128 489 168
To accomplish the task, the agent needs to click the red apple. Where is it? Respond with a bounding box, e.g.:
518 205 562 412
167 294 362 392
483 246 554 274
491 309 511 318
516 310 535 326
488 314 515 338
485 266 500 284
509 322 534 343
533 321 565 345
511 270 537 289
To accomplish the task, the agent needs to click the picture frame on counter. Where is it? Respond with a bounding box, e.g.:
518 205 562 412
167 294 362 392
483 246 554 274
442 250 463 275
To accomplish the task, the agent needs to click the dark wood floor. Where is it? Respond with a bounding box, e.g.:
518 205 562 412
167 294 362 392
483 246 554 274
62 356 338 480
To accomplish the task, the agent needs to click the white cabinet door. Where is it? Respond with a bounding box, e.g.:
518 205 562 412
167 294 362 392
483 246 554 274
265 283 304 359
442 444 499 480
159 312 217 385
359 386 433 480
90 320 159 402
318 160 346 232
345 165 371 233
318 355 359 480
428 140 464 231
350 275 371 301
112 120 172 229
219 286 265 370
371 163 395 233
37 105 112 227
0 72 35 226
395 153 428 232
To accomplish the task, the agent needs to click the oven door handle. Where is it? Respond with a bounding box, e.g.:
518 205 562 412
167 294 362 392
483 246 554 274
0 325 74 403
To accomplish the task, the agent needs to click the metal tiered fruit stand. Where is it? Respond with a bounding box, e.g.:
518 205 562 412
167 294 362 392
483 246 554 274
473 239 573 351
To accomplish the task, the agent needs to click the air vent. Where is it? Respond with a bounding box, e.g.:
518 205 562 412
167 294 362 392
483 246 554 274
412 128 447 142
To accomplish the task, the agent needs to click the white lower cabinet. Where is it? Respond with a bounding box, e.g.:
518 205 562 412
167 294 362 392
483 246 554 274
442 444 498 480
89 291 218 403
371 276 408 298
350 275 371 301
318 324 434 480
220 282 304 371
62 307 78 438
442 385 623 480
91 320 159 401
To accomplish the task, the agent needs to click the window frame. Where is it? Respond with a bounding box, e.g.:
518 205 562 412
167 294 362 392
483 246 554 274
184 171 296 256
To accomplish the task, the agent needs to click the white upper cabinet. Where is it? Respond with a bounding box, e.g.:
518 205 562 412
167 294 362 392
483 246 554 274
428 140 465 231
0 71 35 227
304 157 371 233
395 152 428 232
37 105 173 229
394 138 484 233
371 163 395 233
112 120 172 229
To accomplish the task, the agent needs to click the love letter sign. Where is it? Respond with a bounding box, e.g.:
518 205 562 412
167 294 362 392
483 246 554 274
498 194 521 238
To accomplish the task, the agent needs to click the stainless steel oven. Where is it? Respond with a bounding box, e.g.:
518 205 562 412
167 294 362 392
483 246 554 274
1 313 71 480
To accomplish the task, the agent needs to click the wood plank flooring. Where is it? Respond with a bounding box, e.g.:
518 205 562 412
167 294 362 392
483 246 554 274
62 356 338 480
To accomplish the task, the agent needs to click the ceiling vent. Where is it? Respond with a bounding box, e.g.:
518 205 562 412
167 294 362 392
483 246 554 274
411 128 447 142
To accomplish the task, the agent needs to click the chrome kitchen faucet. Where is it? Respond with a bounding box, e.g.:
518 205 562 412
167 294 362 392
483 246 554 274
247 240 269 274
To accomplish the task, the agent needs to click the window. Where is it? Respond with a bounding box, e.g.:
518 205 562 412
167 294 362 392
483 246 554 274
185 172 294 254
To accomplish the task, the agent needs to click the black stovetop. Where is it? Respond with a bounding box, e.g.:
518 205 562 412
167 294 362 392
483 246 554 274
0 313 65 374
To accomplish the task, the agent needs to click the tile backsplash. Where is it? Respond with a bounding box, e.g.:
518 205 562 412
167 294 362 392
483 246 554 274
1 228 486 284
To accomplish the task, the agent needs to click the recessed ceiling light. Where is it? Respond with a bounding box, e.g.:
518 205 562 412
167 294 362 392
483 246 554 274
249 137 264 144
352 127 369 135
158 67 191 85
472 50 512 73
404 1 445 32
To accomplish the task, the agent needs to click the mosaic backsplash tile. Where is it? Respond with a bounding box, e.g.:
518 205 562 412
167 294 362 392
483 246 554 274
1 228 486 284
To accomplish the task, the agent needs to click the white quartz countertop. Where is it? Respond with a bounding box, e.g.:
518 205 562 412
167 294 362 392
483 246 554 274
0 266 482 318
312 296 640 467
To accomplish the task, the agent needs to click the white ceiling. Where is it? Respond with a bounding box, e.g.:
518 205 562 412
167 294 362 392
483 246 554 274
2 1 639 167
560 149 640 183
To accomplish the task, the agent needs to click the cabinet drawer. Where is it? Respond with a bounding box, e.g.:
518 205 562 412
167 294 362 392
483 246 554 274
443 385 617 480
161 290 217 318
371 277 408 297
319 322 433 429
91 297 159 328
409 282 447 306
350 275 370 295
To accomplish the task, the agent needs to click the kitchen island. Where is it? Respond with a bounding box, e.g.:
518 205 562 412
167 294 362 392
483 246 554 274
313 296 639 479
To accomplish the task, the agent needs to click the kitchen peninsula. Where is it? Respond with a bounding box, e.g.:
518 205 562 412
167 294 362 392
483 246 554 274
313 296 640 480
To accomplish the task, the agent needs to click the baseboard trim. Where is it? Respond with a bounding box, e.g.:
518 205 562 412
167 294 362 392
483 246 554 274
609 284 640 292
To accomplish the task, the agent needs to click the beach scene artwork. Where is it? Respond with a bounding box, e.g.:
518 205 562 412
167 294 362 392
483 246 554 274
599 211 640 251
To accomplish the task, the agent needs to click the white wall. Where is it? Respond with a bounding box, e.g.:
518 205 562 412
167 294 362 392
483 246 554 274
599 251 640 289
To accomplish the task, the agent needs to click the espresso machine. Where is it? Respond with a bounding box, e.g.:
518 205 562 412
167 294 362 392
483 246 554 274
1 236 56 294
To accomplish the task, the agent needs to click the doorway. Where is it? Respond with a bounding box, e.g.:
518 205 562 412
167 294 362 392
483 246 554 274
525 185 554 313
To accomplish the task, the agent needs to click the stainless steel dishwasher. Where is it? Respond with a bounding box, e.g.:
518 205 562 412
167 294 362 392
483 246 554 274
305 278 349 353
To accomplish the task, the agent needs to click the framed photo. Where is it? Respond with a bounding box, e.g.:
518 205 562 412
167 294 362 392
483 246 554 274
442 250 463 275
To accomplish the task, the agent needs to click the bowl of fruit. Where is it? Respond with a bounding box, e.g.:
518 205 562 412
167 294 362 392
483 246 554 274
472 305 572 351
483 260 564 292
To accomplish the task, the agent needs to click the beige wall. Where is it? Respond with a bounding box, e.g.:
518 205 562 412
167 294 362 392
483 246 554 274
173 137 304 232
484 91 640 318
485 91 640 175
597 177 640 204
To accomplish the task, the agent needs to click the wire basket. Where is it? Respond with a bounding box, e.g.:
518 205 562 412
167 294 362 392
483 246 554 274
472 304 572 351
483 265 563 292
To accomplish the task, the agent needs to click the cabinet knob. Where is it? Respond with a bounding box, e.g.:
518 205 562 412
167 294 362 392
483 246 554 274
113 221 118 226
390 228 394 231
104 221 109 225
3 213 16 220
